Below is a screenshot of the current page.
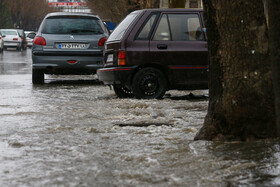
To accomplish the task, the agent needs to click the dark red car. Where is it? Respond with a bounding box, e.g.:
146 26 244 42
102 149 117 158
97 9 208 99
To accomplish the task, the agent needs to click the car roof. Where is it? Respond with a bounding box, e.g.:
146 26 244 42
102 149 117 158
25 31 36 33
0 29 18 31
0 29 19 32
45 12 99 18
134 8 203 14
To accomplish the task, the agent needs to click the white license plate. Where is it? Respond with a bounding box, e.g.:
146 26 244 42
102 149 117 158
59 43 86 49
107 54 113 62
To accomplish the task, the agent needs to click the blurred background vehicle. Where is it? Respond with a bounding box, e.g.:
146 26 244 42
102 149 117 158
0 32 4 53
103 20 116 33
17 29 27 50
0 29 22 51
25 31 37 48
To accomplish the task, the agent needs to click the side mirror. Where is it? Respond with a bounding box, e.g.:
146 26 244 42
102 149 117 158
103 22 111 35
27 33 36 39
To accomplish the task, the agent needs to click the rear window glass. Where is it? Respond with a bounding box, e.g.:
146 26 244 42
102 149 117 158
107 11 141 42
136 14 158 40
41 16 104 35
1 31 18 36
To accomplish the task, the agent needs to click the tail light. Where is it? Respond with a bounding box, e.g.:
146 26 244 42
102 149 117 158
0 37 1 39
118 51 126 66
21 37 24 40
33 36 46 46
98 37 107 46
68 60 77 64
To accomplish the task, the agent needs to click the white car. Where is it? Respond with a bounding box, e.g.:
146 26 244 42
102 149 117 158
24 31 36 48
0 29 22 51
0 32 4 53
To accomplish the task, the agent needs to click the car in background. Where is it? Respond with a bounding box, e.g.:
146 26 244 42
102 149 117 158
0 29 22 51
97 9 208 99
25 31 36 48
31 12 109 84
17 29 27 50
0 32 4 53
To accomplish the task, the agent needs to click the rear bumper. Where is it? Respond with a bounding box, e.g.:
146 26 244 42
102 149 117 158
27 42 33 47
97 66 137 85
4 41 21 47
32 51 103 74
33 50 103 57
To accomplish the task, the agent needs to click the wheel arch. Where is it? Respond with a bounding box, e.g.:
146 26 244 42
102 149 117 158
130 63 170 88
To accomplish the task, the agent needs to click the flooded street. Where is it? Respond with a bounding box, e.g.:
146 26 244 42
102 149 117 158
0 49 280 186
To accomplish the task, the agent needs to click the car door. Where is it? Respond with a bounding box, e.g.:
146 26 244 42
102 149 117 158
125 12 159 66
149 11 208 87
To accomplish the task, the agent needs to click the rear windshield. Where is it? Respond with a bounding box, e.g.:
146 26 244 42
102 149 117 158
107 11 142 42
41 16 104 35
1 30 18 36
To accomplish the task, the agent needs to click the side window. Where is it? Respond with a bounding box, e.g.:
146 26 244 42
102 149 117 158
153 14 171 41
168 14 204 41
136 14 157 40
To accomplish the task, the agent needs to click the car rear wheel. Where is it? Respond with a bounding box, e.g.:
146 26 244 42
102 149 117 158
132 67 167 99
32 69 44 84
113 85 134 98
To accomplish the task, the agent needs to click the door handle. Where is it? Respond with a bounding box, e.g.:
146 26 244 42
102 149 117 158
157 44 168 50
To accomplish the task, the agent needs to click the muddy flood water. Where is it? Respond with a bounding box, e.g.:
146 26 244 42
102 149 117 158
0 49 280 186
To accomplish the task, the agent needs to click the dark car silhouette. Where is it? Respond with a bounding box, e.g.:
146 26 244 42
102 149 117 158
97 8 208 99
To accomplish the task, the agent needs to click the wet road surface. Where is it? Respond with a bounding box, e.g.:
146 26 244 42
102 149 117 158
0 49 280 186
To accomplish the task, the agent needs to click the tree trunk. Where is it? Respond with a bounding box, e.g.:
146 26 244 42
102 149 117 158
169 0 185 8
195 0 277 141
268 0 280 136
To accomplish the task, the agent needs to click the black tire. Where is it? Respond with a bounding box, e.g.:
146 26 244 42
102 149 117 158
32 69 44 84
132 67 167 99
3 46 7 51
113 85 134 98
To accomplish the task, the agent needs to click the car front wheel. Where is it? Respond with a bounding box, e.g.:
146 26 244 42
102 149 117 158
113 85 134 98
132 67 167 99
32 69 44 84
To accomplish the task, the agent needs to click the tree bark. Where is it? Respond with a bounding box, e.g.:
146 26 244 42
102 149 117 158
268 0 280 136
195 0 277 141
169 0 185 8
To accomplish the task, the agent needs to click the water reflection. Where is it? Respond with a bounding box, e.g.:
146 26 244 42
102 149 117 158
0 49 30 74
209 139 280 186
